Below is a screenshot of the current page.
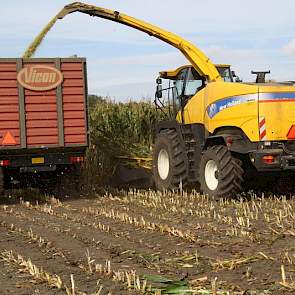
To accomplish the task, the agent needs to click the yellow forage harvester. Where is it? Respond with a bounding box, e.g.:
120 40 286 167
25 2 295 197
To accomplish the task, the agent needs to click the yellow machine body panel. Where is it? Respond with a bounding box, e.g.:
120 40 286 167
179 82 295 142
181 82 260 141
258 85 295 141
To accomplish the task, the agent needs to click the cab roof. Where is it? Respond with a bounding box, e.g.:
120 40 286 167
160 64 231 80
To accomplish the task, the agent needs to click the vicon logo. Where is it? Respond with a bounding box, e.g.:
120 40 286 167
17 65 63 91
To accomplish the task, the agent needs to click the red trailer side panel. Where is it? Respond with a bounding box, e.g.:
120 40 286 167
0 58 88 150
24 62 59 147
0 62 20 147
61 62 87 145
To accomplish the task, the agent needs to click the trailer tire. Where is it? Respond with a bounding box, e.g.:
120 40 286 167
200 145 243 198
153 129 188 190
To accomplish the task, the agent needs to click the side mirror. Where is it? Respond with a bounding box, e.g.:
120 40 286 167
156 77 162 85
156 84 162 98
231 70 236 77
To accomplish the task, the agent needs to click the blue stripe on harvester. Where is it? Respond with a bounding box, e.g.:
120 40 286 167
259 92 295 101
207 94 257 118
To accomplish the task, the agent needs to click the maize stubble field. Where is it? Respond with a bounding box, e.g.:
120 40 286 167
3 2 294 294
0 191 295 295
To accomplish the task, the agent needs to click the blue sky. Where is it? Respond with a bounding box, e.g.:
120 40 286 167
1 0 295 100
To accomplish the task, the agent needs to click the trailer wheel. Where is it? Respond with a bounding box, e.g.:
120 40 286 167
0 167 4 195
153 129 188 190
199 145 244 198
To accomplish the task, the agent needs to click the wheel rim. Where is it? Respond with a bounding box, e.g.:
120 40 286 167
157 149 170 180
204 159 219 191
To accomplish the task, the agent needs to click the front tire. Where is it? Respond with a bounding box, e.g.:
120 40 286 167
199 145 244 198
153 129 188 190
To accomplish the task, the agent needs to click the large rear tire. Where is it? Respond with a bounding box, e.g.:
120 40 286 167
199 145 244 198
153 129 188 190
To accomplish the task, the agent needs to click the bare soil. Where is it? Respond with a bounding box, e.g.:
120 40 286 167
0 190 294 294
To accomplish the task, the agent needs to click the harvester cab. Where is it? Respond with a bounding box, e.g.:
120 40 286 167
155 65 206 119
155 64 240 118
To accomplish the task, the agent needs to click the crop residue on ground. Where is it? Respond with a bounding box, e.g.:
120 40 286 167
0 191 295 294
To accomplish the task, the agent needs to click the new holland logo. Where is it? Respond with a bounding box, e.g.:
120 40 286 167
17 65 63 91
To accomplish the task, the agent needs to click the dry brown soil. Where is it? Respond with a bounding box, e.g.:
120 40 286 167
0 190 294 294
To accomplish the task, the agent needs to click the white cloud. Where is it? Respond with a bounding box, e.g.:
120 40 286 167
282 39 295 57
91 52 186 67
88 46 267 93
205 46 269 81
2 0 294 44
88 44 295 99
93 82 155 102
206 46 262 62
1 0 295 99
86 51 186 90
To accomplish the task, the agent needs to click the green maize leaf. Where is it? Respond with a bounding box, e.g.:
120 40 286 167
164 284 190 294
143 274 173 283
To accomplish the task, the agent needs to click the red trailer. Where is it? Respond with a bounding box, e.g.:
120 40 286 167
0 58 89 192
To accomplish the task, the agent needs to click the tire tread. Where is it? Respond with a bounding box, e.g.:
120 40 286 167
153 129 188 190
200 145 244 198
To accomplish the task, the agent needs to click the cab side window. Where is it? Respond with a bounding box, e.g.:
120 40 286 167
172 68 188 112
184 68 204 96
172 67 205 112
174 69 187 97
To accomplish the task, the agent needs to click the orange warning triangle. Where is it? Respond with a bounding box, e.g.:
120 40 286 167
2 131 16 145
